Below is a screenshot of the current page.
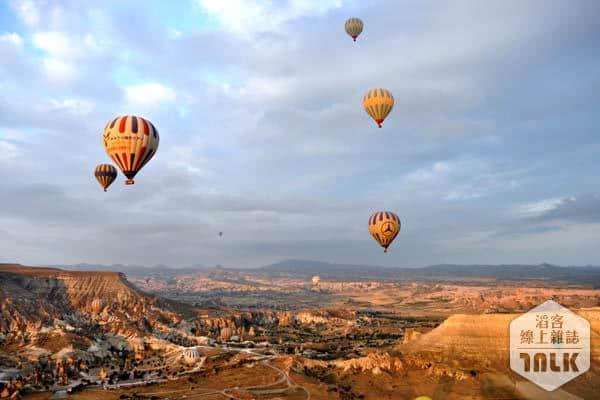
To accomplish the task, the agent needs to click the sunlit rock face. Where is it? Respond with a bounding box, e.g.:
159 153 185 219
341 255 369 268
0 264 192 342
401 312 600 372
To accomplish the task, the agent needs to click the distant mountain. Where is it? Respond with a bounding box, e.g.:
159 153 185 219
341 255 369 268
261 259 400 277
261 259 600 285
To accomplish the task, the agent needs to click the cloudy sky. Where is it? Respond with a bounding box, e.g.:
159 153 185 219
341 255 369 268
1 0 599 268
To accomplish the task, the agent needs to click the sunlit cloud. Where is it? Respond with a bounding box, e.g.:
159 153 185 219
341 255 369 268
194 0 343 35
124 83 177 106
0 140 20 163
10 0 41 27
0 32 24 47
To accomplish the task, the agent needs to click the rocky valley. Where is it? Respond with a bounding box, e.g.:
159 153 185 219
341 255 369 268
1 262 599 399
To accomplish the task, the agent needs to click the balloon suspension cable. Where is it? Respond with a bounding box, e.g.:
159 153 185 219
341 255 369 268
125 179 135 185
104 188 107 192
353 36 357 42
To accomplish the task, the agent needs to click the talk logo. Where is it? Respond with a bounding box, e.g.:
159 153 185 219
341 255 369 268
509 300 590 391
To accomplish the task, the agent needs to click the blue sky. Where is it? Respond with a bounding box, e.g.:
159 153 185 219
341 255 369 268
1 0 599 268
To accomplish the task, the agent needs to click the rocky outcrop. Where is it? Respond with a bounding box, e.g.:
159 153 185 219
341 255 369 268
402 327 428 344
0 265 189 340
402 309 600 371
334 352 404 374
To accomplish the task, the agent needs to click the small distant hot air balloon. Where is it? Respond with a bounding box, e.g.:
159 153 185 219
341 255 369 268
102 115 159 185
311 275 321 286
94 164 117 192
345 18 363 42
220 327 233 342
182 347 201 365
368 211 401 252
363 88 394 128
218 232 223 237
91 299 104 313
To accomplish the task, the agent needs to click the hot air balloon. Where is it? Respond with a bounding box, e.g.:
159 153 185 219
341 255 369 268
218 232 223 237
182 348 201 365
363 88 394 128
345 18 363 42
102 115 159 185
220 327 233 342
311 275 321 286
94 164 117 192
91 299 104 313
368 211 401 252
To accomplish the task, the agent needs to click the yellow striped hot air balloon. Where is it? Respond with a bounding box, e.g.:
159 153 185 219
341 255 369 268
102 115 159 185
368 211 401 252
363 88 394 128
345 18 363 42
94 164 117 192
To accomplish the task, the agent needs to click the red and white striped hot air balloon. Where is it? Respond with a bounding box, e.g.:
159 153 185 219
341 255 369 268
102 115 159 185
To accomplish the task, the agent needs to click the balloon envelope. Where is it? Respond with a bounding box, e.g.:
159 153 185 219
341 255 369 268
102 115 159 185
363 88 394 128
345 18 363 41
94 164 117 192
368 211 401 252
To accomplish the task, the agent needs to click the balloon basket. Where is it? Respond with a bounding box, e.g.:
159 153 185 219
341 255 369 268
125 179 135 185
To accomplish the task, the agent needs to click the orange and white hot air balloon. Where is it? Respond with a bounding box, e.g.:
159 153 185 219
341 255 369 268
102 115 159 185
363 88 394 128
94 164 117 192
368 211 401 252
345 18 363 42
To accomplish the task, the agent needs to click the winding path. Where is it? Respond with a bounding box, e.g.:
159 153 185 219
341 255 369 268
97 345 311 400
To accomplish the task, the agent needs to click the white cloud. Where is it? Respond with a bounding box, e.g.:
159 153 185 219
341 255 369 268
49 98 94 115
398 159 523 202
168 28 183 39
405 161 454 184
33 31 105 59
0 140 20 163
0 130 24 141
490 222 600 253
514 197 574 218
33 31 71 56
11 0 41 27
32 31 106 83
195 0 343 35
41 57 78 83
166 146 213 177
0 32 24 47
125 83 177 106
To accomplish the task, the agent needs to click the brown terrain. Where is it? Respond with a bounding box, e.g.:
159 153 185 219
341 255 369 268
1 263 599 399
